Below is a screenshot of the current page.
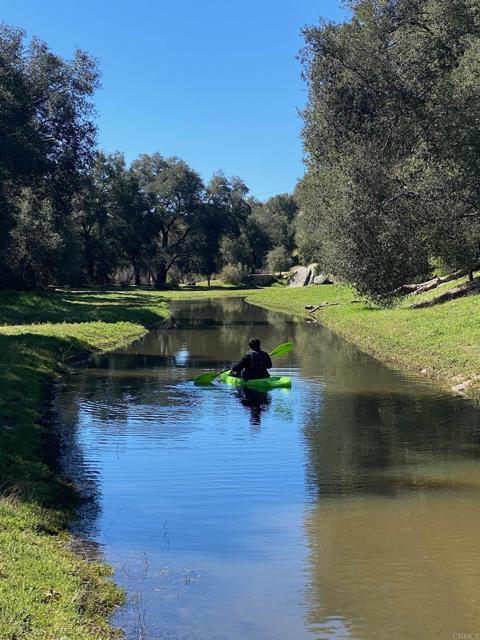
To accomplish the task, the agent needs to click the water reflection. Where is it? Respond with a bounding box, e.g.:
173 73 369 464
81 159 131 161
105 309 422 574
299 317 480 639
302 385 480 498
237 388 272 428
305 491 480 640
55 297 480 640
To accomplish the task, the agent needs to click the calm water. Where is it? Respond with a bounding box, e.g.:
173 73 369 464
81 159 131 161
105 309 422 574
56 297 480 640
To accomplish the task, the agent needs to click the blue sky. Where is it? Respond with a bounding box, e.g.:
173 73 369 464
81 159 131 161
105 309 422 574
0 0 347 198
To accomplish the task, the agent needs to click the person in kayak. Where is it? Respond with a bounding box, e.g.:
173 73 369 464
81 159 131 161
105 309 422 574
230 338 272 381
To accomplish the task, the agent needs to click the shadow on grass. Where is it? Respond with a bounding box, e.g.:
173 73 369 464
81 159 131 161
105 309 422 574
0 288 170 327
0 332 94 510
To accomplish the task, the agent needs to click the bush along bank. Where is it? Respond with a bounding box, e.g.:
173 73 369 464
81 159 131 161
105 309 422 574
246 277 480 401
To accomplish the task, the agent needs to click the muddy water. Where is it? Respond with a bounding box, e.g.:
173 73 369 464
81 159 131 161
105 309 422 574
56 297 480 640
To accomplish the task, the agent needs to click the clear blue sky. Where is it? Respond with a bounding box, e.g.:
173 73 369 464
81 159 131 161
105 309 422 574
0 0 347 199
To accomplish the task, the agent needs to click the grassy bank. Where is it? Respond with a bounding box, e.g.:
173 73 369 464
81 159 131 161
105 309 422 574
0 285 257 639
246 277 480 399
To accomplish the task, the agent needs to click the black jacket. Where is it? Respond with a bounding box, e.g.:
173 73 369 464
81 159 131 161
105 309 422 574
231 348 272 381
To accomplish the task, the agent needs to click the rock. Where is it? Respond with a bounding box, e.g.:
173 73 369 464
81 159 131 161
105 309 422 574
288 264 332 287
311 274 333 285
452 380 472 394
288 265 313 287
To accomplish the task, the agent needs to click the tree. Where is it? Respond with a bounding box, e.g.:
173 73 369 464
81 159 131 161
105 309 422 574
0 25 99 288
252 193 298 255
112 166 156 287
299 0 480 299
6 189 62 289
131 154 204 287
265 246 294 273
294 172 325 266
196 172 251 285
73 154 112 284
220 234 253 281
299 1 431 298
219 212 269 279
0 26 38 278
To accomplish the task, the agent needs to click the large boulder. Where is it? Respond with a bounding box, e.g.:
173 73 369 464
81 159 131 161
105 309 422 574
311 274 333 285
288 265 313 287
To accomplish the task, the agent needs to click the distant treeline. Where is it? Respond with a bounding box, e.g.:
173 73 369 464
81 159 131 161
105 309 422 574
296 0 480 299
0 25 297 289
4 0 479 298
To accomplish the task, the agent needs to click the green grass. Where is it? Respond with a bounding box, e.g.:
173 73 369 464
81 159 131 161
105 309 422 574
0 500 121 640
0 285 259 639
246 277 480 399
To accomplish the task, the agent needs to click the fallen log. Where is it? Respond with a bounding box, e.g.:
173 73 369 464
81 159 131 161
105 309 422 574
412 277 480 308
393 269 466 297
304 302 341 313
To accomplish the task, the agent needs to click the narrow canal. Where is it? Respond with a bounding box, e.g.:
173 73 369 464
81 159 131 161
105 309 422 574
56 297 480 640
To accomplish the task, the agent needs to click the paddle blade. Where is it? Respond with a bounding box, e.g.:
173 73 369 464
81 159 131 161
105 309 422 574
269 341 293 358
193 371 219 386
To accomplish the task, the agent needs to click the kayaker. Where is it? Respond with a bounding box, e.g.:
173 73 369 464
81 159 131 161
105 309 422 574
230 338 272 381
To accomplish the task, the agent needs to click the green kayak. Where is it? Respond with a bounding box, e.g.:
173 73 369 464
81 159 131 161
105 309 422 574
219 372 292 390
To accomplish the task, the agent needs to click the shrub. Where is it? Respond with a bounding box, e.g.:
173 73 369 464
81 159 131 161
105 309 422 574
219 264 244 285
265 246 293 273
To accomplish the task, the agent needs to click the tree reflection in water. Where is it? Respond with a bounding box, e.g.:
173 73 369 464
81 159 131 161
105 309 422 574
300 347 480 639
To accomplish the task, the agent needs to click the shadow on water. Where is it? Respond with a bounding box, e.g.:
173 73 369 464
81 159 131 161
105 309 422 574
54 296 480 640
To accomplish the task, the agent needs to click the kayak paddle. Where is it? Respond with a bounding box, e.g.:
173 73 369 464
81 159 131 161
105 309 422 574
193 341 293 386
268 341 294 358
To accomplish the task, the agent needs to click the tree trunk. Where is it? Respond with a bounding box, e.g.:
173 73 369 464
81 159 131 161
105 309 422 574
84 241 95 283
133 263 141 286
87 259 95 284
207 273 211 287
155 262 167 288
